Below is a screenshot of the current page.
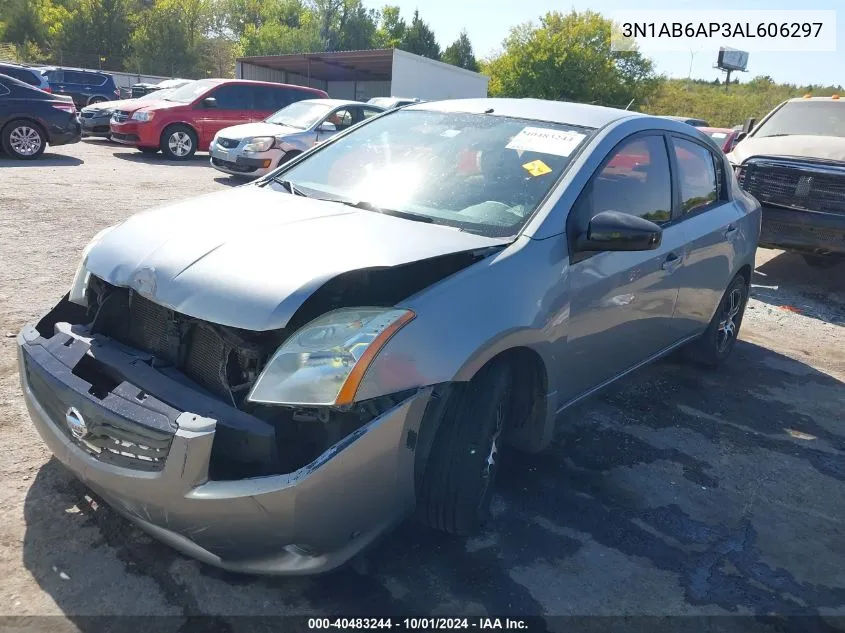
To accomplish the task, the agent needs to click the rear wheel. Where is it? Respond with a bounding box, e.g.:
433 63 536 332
683 274 749 367
802 253 842 269
417 360 513 536
88 96 107 105
2 119 46 159
160 124 197 160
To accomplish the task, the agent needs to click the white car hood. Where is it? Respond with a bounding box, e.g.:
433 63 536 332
86 185 506 331
217 122 300 140
729 135 845 164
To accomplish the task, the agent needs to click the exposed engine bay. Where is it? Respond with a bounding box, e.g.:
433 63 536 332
33 248 498 479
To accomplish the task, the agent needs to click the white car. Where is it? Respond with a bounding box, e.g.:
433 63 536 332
209 99 385 178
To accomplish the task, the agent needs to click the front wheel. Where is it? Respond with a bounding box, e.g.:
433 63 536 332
417 361 513 536
683 274 749 367
2 120 46 159
160 124 197 160
88 96 107 105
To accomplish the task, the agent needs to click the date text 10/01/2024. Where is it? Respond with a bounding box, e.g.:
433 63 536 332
308 618 530 630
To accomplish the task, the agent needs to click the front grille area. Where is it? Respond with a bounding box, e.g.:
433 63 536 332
80 111 95 119
216 137 239 149
112 110 130 122
88 280 279 405
738 159 845 215
211 157 255 173
23 353 174 472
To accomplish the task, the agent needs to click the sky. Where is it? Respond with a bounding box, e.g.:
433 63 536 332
360 0 844 87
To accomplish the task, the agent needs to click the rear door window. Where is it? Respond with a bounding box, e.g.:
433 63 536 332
0 66 38 86
45 69 63 82
63 71 87 85
671 138 720 215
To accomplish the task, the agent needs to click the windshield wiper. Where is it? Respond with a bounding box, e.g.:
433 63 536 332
341 199 434 223
272 178 308 196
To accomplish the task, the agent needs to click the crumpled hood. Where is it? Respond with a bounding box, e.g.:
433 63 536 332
729 135 845 164
86 185 507 331
216 122 299 140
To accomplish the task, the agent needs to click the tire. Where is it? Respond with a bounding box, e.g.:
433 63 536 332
138 147 159 155
802 253 841 269
417 361 513 536
1 119 46 160
160 124 197 160
683 274 749 368
88 96 107 105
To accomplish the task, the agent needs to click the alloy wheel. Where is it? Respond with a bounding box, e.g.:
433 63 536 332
168 132 193 157
716 287 744 352
9 126 42 156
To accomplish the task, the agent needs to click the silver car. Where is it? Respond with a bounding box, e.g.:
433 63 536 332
209 99 385 178
17 98 760 576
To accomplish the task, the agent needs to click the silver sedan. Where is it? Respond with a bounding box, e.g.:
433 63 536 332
209 98 385 178
17 98 760 575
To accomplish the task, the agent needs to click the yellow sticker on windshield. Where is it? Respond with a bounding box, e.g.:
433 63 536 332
523 159 552 177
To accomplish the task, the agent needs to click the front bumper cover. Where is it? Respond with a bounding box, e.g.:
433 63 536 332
17 318 431 575
759 204 845 256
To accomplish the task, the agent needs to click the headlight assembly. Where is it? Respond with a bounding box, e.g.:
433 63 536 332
243 136 274 152
68 225 117 306
131 110 154 122
247 308 415 406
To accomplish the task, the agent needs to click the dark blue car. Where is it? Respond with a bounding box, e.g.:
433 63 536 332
40 66 119 108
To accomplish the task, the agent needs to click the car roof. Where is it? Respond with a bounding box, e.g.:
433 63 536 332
299 98 382 108
785 96 844 103
406 98 643 129
39 65 110 75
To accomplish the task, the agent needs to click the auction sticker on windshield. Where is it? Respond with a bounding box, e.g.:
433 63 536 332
506 127 586 156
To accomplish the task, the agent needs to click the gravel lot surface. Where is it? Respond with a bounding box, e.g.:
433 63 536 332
1 140 844 630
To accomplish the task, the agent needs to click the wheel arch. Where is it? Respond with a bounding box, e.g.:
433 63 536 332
160 121 199 145
2 116 47 140
453 339 555 454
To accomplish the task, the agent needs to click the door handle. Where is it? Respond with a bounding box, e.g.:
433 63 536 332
661 252 683 273
724 224 738 238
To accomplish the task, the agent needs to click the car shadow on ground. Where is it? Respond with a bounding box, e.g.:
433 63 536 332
213 176 250 188
20 340 845 630
751 251 845 326
111 151 211 167
0 153 83 167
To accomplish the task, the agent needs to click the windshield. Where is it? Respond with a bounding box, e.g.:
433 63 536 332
266 101 334 129
367 98 395 108
137 87 176 102
164 79 220 103
753 101 845 138
275 110 594 238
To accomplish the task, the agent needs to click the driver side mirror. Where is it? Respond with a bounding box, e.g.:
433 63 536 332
736 116 756 142
576 210 663 252
201 97 217 108
317 121 337 133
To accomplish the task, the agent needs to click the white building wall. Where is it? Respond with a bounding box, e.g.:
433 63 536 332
389 49 488 100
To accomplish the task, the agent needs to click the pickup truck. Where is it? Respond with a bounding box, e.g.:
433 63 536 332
728 95 845 268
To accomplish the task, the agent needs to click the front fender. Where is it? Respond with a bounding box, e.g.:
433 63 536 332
356 234 570 449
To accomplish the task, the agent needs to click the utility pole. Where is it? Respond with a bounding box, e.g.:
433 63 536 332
725 68 732 93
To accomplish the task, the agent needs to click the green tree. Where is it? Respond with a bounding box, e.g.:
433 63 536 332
374 5 404 48
441 29 478 71
54 0 133 68
485 10 659 109
128 0 212 76
399 9 439 59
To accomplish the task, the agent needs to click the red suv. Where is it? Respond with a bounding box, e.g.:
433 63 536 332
109 78 328 159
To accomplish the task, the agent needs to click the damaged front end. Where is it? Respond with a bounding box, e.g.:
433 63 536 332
16 244 496 573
